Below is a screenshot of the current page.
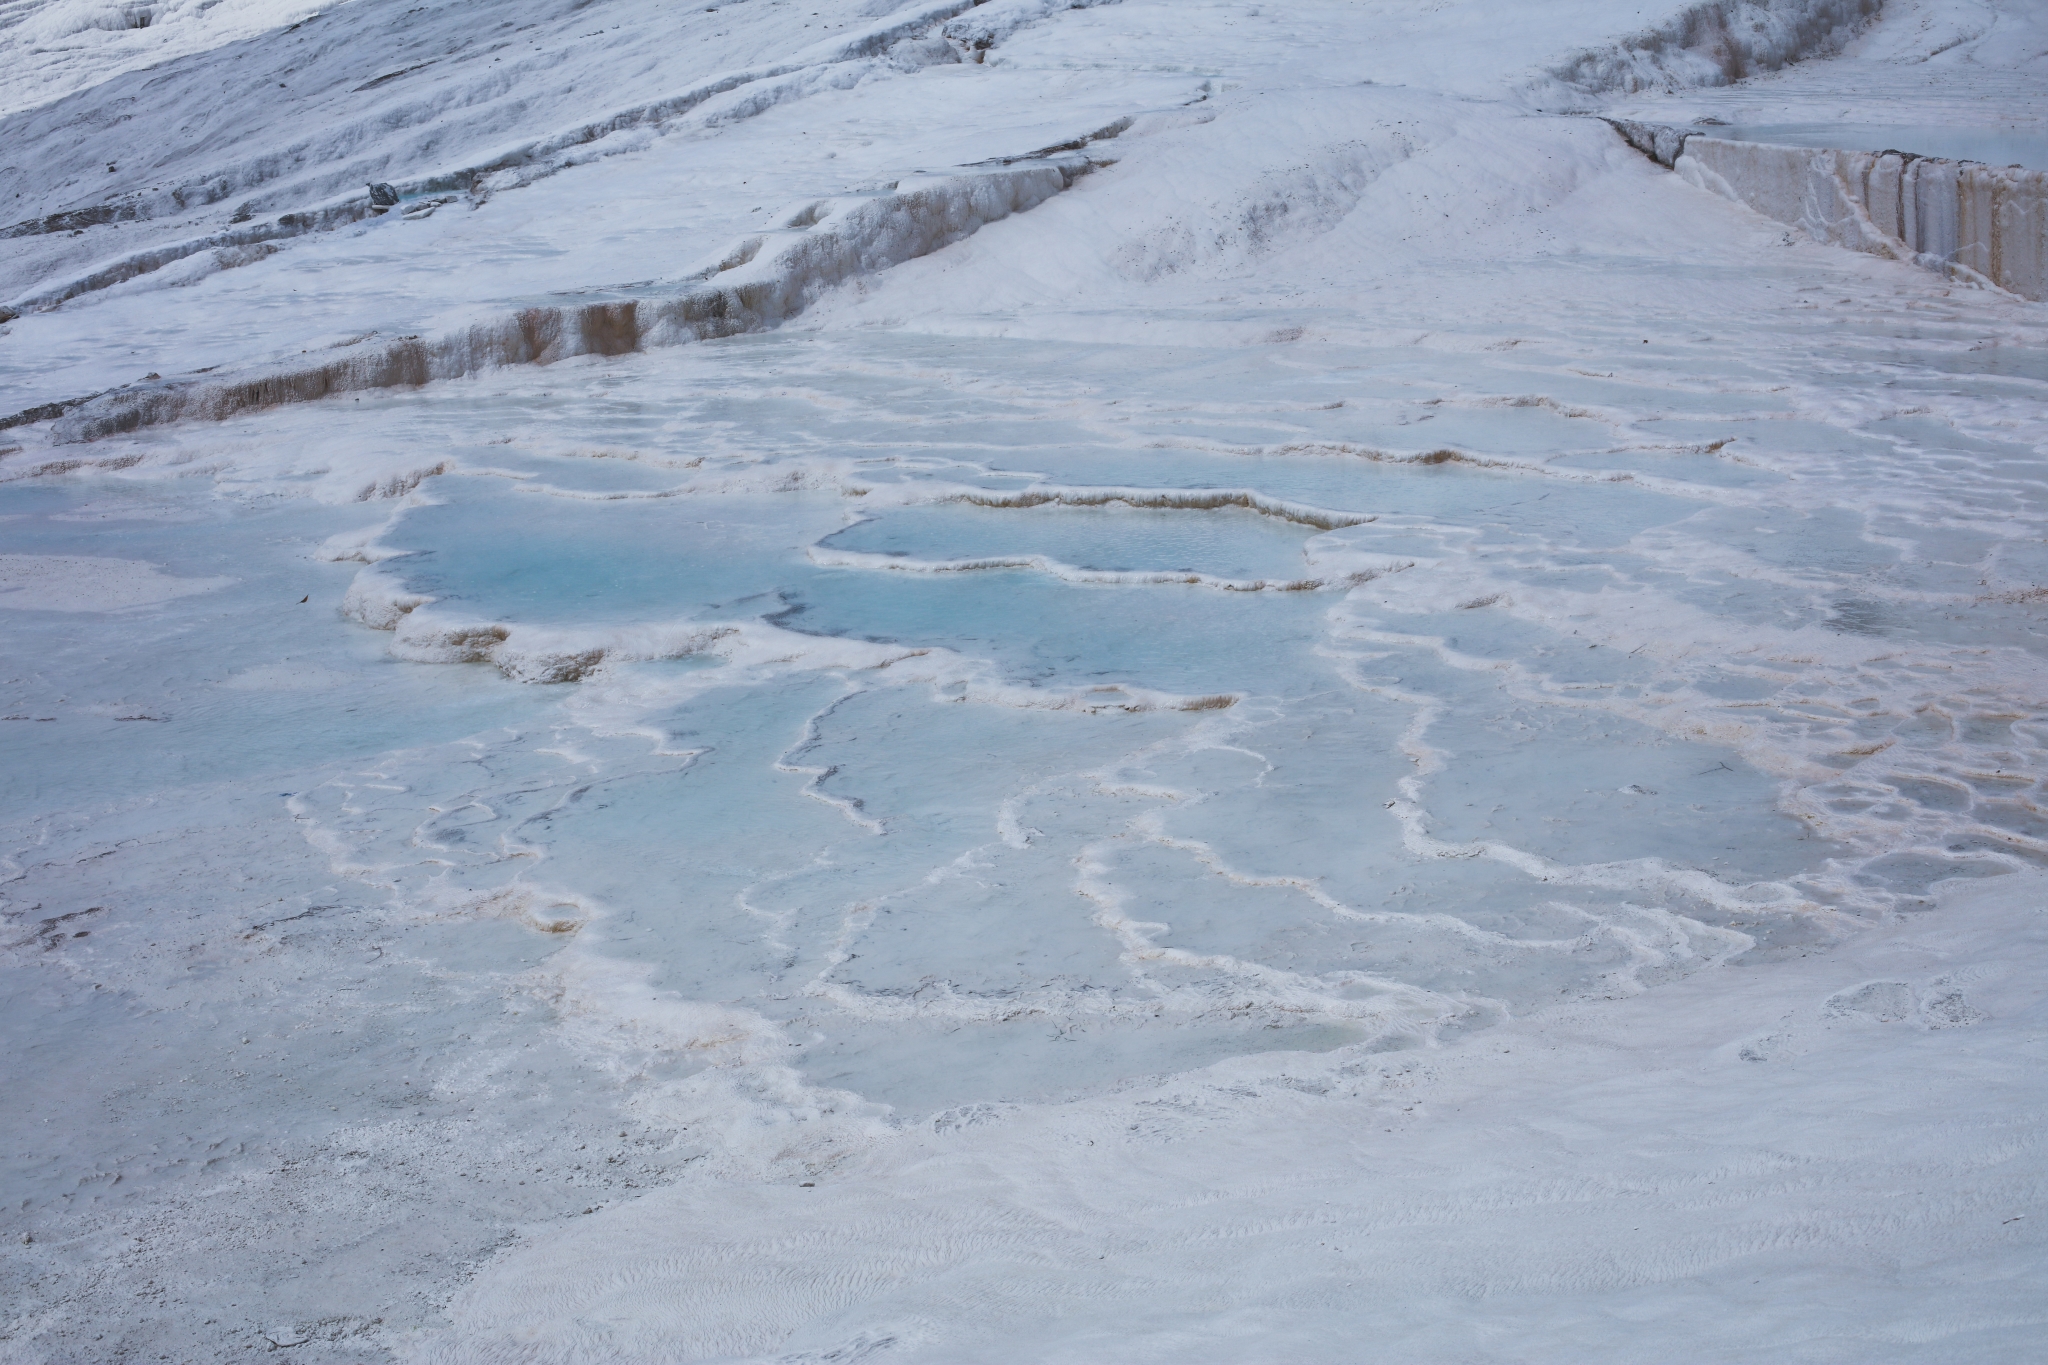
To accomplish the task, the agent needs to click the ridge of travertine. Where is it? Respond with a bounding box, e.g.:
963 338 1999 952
34 155 1097 443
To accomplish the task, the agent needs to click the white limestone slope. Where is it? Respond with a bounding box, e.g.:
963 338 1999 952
0 0 1903 437
0 0 328 118
0 0 1197 432
425 873 2048 1365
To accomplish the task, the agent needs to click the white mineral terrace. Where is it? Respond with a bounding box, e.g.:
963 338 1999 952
2 1 2046 1362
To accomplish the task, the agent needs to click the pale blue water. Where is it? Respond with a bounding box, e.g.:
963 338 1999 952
11 325 2043 1120
220 330 1909 1114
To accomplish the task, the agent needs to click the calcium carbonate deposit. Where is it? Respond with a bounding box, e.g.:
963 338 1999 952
3 0 2045 1361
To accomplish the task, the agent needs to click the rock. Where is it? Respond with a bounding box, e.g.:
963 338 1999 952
367 182 400 209
1602 118 1691 169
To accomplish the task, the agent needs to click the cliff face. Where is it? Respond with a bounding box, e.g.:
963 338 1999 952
1678 135 2048 300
